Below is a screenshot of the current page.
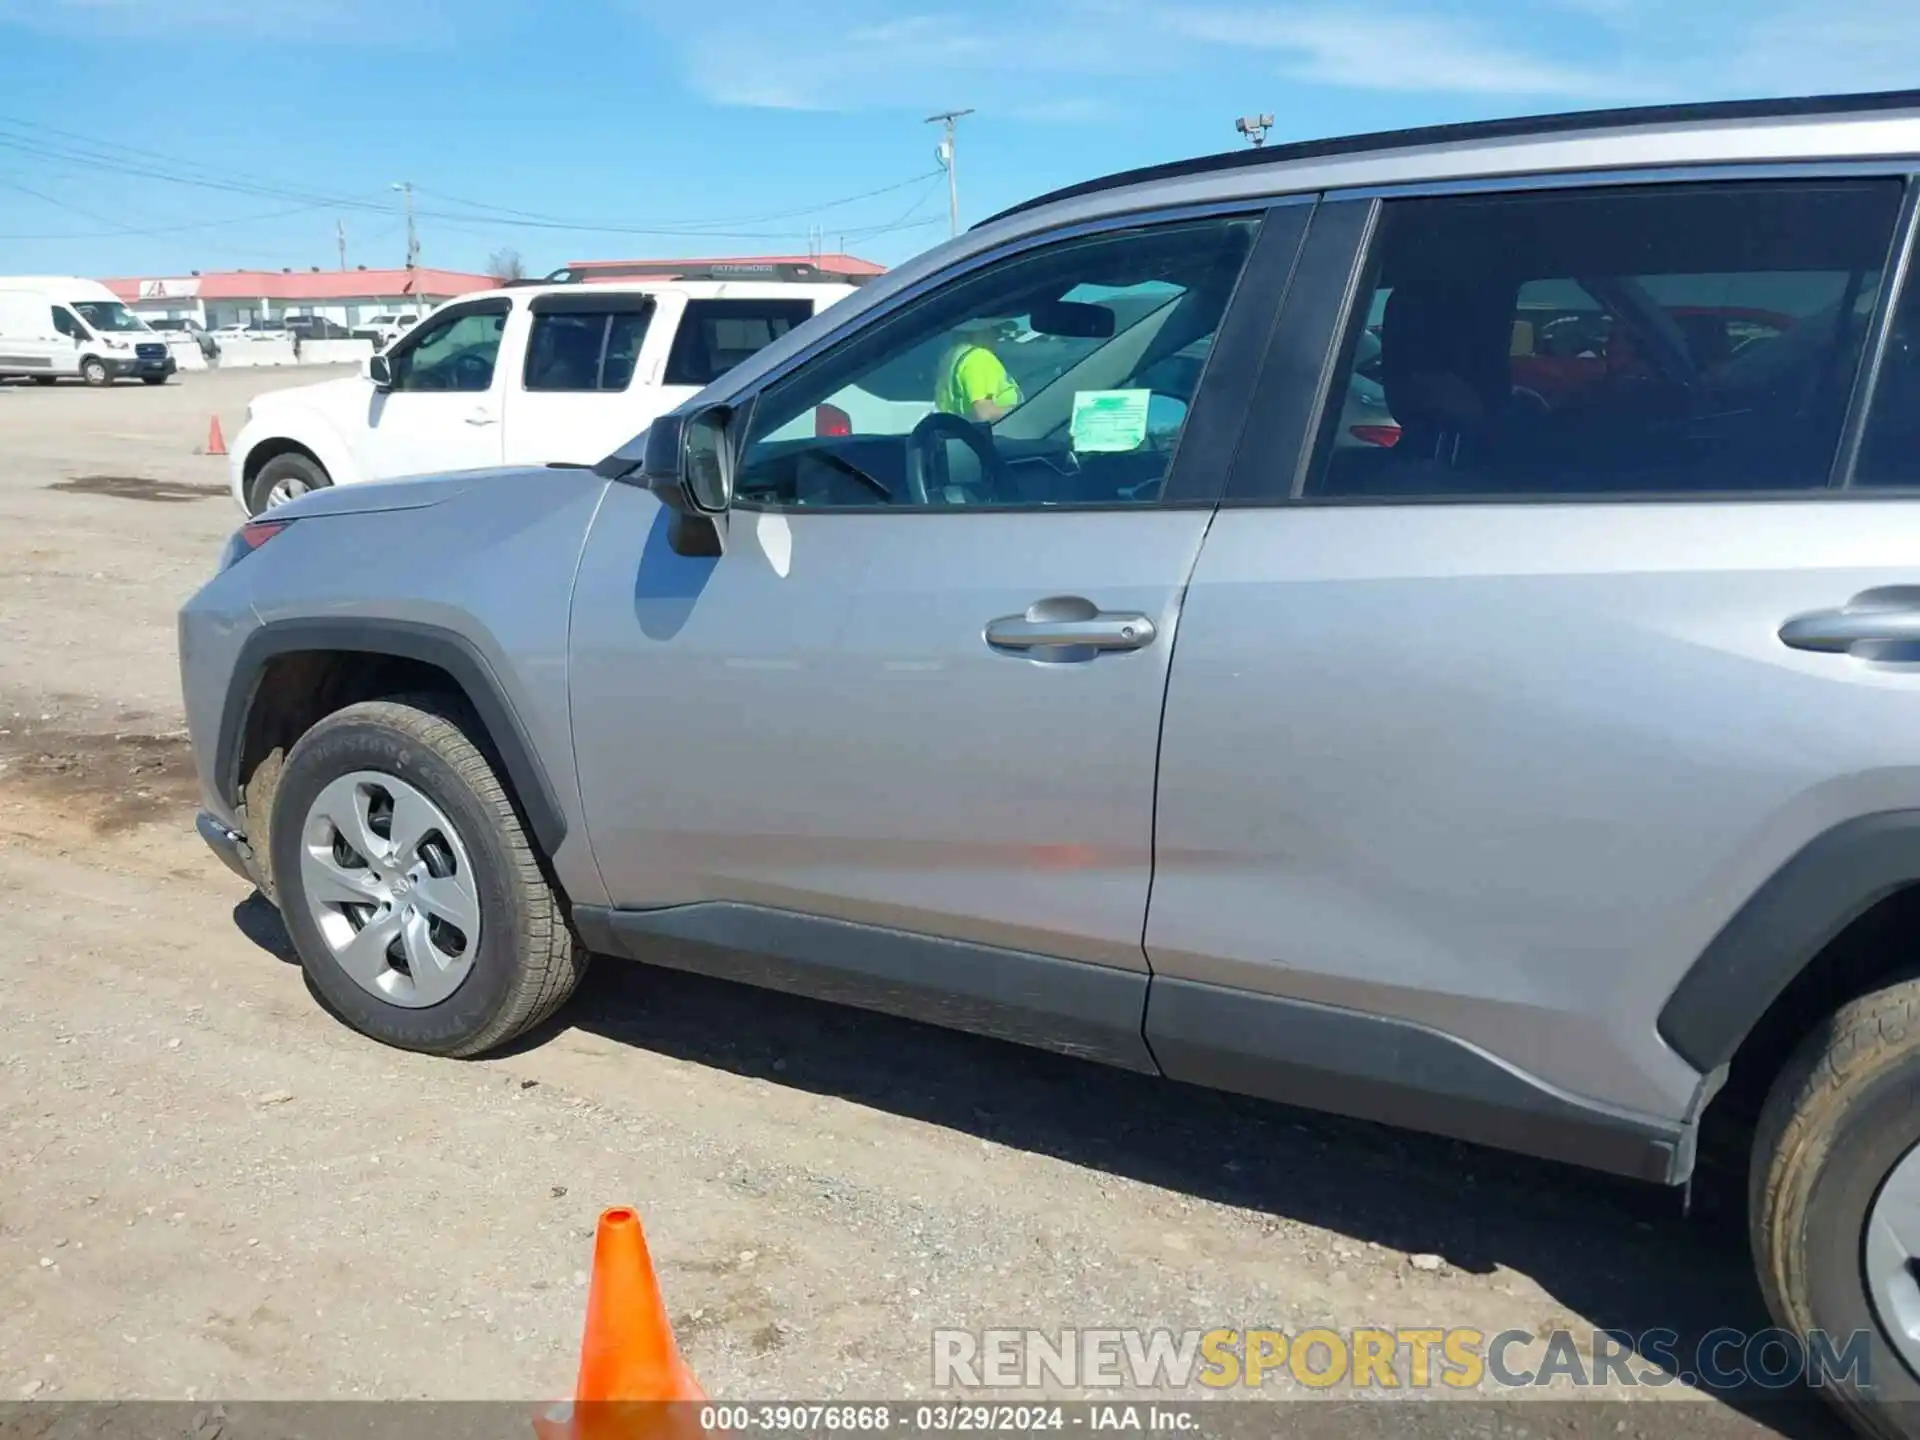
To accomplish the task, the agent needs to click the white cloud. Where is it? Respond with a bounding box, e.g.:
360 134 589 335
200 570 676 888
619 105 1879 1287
1169 7 1653 98
0 0 498 41
655 0 1679 116
677 2 1165 115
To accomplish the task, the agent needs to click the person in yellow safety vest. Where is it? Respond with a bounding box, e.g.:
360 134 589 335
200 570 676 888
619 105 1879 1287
935 321 1023 423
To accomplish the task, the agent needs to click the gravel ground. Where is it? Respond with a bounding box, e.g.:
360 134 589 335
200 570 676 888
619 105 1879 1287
0 370 1847 1436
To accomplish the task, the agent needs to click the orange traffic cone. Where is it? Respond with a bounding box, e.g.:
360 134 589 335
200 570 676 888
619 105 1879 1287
200 415 227 457
535 1207 708 1440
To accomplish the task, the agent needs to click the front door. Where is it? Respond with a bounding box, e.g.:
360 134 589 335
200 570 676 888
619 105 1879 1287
569 208 1301 979
354 298 511 482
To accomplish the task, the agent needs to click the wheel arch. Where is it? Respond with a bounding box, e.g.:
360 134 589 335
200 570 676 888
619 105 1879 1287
1659 812 1920 1073
1662 813 1920 1168
216 619 570 886
238 414 360 493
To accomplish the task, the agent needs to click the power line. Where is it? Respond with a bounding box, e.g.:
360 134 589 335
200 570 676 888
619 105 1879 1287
0 175 332 240
414 170 944 236
0 115 946 244
0 113 958 259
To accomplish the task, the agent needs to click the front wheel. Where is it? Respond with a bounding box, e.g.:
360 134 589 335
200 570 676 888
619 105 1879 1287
268 695 586 1057
247 450 332 515
141 374 168 386
1752 976 1920 1437
80 357 110 387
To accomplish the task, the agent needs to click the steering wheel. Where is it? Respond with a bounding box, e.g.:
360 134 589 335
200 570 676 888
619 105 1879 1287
450 351 494 392
907 412 999 506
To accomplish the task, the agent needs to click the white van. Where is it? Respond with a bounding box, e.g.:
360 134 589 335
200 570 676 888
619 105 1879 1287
229 268 864 513
0 276 177 386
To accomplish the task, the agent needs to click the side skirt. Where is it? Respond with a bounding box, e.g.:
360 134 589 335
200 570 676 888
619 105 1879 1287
575 902 1686 1183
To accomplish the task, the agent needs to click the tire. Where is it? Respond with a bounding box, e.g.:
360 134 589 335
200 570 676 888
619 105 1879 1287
1752 976 1920 1438
248 450 331 516
140 374 168 386
31 375 56 386
268 695 587 1057
80 357 110 387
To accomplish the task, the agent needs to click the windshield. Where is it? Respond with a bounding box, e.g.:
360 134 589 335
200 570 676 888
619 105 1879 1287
72 301 150 333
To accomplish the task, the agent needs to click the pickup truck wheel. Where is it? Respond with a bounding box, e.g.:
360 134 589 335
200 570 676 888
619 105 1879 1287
80 357 110 386
1751 975 1920 1438
249 451 331 515
140 374 168 386
268 695 587 1058
31 375 57 386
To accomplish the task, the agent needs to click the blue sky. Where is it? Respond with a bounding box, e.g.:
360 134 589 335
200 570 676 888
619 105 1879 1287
0 0 1915 280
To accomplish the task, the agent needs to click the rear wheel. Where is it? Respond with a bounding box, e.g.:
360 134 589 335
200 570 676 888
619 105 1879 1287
248 450 331 515
1752 976 1920 1437
31 375 56 386
80 357 110 386
268 696 586 1057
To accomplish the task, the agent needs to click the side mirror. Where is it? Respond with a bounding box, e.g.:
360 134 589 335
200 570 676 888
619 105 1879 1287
367 353 393 389
631 406 733 557
641 405 734 515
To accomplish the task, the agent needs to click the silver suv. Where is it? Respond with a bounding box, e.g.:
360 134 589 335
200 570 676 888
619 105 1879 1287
182 91 1920 1432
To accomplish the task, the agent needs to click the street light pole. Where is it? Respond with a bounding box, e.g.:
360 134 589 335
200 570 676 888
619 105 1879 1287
926 109 974 237
392 181 419 273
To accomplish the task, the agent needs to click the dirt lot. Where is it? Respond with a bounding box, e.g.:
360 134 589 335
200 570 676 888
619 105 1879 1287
0 369 1842 1434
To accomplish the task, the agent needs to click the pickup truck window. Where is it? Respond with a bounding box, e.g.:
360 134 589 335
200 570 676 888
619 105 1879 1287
664 298 814 387
524 307 652 393
388 301 510 393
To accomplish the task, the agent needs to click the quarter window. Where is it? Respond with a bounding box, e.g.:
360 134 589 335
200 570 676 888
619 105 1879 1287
387 302 510 393
1306 181 1904 499
664 299 815 387
731 215 1260 510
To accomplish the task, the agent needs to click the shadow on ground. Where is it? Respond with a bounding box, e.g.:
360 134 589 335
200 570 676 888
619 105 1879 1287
230 897 1846 1438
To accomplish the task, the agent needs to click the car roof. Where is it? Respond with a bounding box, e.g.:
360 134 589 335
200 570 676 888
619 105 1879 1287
500 279 852 302
982 88 1920 227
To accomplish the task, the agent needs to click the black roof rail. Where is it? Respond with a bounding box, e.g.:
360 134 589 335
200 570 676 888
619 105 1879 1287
977 88 1920 229
536 260 873 286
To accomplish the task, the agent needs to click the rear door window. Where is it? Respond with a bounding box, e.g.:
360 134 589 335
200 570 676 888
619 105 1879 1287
664 298 815 387
1855 270 1920 488
523 301 654 393
1305 181 1904 499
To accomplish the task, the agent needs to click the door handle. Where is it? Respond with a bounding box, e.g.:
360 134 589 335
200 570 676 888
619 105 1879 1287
1781 588 1920 654
465 410 498 427
985 596 1156 659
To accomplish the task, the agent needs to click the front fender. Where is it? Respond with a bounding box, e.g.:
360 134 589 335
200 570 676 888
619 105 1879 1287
229 408 365 513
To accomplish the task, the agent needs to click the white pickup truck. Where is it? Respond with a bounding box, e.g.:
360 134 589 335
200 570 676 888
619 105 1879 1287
228 270 862 514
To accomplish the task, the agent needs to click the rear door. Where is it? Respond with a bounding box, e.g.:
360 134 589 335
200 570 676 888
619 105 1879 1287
0 298 62 376
501 291 659 466
1147 177 1917 1130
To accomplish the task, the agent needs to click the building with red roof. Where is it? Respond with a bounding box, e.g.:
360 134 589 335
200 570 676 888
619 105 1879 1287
102 267 499 330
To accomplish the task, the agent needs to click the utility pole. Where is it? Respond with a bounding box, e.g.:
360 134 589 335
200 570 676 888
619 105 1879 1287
392 180 419 273
1235 114 1274 148
336 218 348 270
926 108 973 237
